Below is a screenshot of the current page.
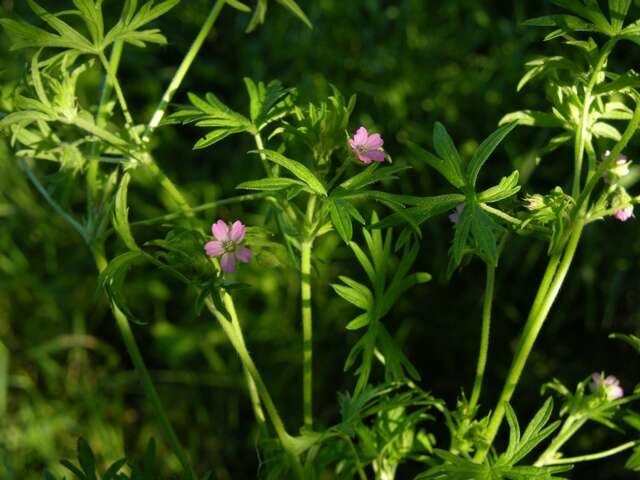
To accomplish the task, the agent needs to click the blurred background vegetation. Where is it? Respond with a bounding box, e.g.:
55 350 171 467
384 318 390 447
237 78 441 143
1 0 639 478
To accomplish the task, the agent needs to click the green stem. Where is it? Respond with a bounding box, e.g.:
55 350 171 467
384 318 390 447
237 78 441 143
572 38 617 197
73 116 130 149
526 253 562 327
147 161 194 217
88 41 124 220
586 204 635 224
338 432 368 480
254 133 273 177
111 303 195 479
205 298 304 479
473 221 584 462
94 250 195 478
130 192 268 226
538 440 637 466
222 293 267 428
19 157 90 246
98 52 141 144
574 101 640 215
301 238 314 429
143 0 227 142
468 261 496 411
534 415 587 466
476 204 552 236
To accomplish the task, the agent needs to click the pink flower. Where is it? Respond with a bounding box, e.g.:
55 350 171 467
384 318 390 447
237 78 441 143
613 206 633 222
590 373 624 400
448 203 465 224
204 220 252 273
348 126 385 164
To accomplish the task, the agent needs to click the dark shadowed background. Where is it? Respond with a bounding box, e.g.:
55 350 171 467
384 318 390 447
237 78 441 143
1 0 639 478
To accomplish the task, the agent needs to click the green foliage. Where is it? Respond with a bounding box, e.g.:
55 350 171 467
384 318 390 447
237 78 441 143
99 250 147 321
420 399 570 480
284 85 356 165
112 172 140 251
0 0 179 55
166 91 253 148
167 78 295 147
257 149 327 195
329 164 411 243
277 383 441 479
623 411 640 471
609 333 640 354
244 0 312 33
335 215 431 394
45 437 213 480
381 121 518 270
244 77 295 132
2 0 640 478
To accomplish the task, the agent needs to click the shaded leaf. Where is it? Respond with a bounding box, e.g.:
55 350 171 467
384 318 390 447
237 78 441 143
432 122 464 182
113 172 140 251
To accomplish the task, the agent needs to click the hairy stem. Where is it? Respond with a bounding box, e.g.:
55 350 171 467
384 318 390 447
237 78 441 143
468 261 496 411
205 298 304 478
143 0 227 142
474 221 584 462
222 293 267 428
147 161 194 217
534 415 587 466
301 238 313 429
479 203 550 235
73 116 130 149
254 133 273 176
537 441 637 466
575 101 640 214
572 38 617 197
87 40 123 220
98 52 141 144
93 251 195 479
130 192 268 226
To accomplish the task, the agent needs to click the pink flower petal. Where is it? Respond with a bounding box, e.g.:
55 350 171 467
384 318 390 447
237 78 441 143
366 150 386 163
354 126 369 144
449 204 465 224
365 133 384 150
604 375 618 386
204 240 224 257
348 138 357 150
230 220 245 242
357 153 372 164
220 253 236 273
235 246 252 263
609 385 624 400
613 206 633 222
212 220 229 241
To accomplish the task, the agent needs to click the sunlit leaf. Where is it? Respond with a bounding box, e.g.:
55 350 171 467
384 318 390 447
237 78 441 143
236 177 307 191
467 122 517 187
257 149 327 195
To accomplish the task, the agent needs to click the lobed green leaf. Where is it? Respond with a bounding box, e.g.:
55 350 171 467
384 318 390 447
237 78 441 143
257 149 327 195
113 172 140 252
467 122 517 187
